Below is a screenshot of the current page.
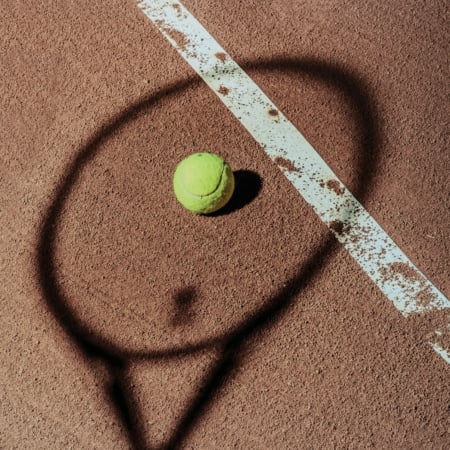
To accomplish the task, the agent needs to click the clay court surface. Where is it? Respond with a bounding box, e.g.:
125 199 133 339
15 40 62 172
1 1 449 449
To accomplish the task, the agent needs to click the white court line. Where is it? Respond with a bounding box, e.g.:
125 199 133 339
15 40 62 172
138 0 450 362
431 343 450 365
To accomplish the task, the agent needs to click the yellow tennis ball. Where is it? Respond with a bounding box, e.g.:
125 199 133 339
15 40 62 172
173 152 235 214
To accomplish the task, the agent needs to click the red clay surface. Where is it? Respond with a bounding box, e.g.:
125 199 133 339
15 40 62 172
1 1 449 449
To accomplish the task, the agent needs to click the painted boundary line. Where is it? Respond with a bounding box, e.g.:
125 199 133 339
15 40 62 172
138 0 450 362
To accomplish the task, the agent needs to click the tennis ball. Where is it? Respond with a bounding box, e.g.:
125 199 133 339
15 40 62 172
173 152 235 214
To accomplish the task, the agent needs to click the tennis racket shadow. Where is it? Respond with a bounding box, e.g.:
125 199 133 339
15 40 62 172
37 56 380 450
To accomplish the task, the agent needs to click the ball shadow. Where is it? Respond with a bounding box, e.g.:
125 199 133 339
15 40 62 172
210 169 263 216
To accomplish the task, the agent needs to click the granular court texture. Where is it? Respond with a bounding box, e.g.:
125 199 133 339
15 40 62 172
1 1 449 449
